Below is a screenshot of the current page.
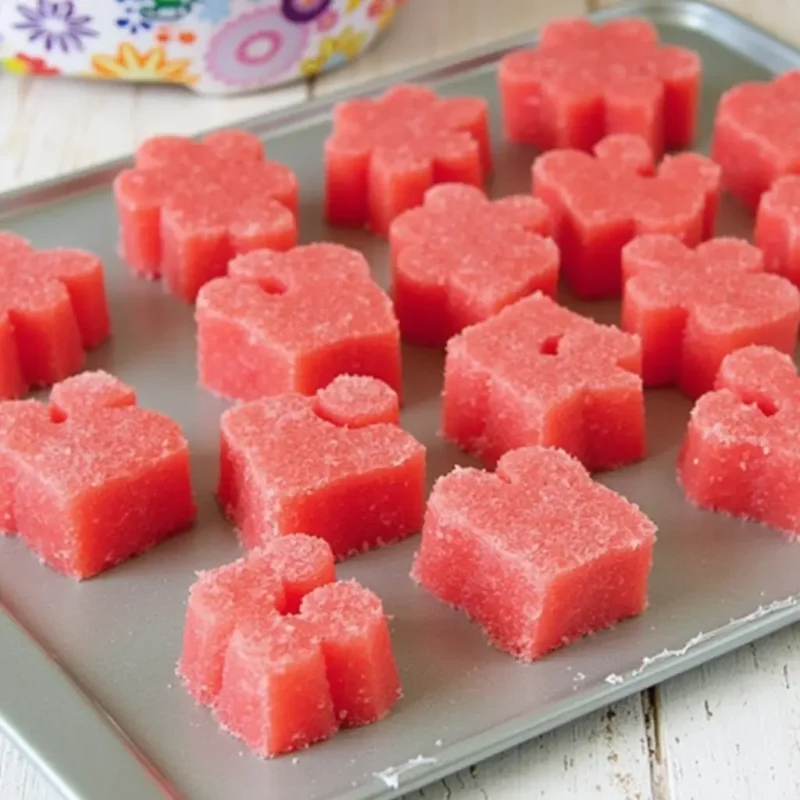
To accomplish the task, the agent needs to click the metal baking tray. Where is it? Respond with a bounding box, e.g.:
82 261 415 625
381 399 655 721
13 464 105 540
2 2 799 799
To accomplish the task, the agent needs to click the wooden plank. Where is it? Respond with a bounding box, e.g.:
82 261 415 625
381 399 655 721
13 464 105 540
657 624 800 799
312 0 585 97
0 739 52 800
0 75 308 193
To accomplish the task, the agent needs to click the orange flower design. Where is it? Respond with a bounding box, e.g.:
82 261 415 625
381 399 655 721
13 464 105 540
89 43 197 85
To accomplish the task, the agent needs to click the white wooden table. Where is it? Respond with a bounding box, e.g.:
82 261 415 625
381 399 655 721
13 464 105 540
2 1 800 798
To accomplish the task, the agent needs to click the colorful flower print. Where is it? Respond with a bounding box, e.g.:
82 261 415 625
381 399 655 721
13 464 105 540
316 8 338 32
2 51 60 75
368 0 396 30
115 1 153 35
197 0 230 24
300 25 366 76
281 0 331 24
204 7 308 88
14 1 97 53
90 42 197 84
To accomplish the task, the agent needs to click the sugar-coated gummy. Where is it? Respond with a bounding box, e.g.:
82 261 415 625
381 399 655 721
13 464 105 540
680 345 800 538
442 292 644 472
179 539 401 757
0 370 195 579
621 234 800 398
533 133 720 299
389 184 557 347
0 233 110 399
500 17 700 157
712 70 800 211
756 175 800 288
412 446 657 661
324 84 491 236
113 130 297 302
218 376 425 559
196 243 400 401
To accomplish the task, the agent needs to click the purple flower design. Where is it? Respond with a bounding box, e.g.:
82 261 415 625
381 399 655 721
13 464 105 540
14 1 97 53
281 0 331 24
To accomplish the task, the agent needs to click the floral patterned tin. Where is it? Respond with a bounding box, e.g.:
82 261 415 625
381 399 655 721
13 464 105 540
0 0 402 95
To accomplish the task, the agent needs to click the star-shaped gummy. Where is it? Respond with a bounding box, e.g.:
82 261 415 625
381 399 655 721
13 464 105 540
499 17 700 156
713 70 800 210
412 445 657 660
622 235 800 398
114 129 298 302
0 233 110 399
324 84 492 235
389 184 557 347
681 345 800 537
533 134 720 299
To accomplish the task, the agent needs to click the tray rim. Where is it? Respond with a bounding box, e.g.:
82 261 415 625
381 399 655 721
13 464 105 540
2 1 800 799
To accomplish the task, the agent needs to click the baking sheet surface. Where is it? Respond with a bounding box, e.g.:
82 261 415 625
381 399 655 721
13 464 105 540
2 3 800 799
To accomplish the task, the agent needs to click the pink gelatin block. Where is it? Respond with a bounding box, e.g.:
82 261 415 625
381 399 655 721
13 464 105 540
218 375 425 559
412 446 656 660
622 234 800 398
389 184 558 347
324 84 492 236
0 233 111 399
0 370 195 578
442 292 644 471
499 17 700 156
533 134 720 299
196 244 400 401
180 541 401 757
712 71 800 211
680 345 800 537
755 175 800 287
113 130 298 302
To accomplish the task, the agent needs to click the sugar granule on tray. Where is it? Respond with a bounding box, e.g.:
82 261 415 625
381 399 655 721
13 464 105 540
178 536 401 758
196 243 400 402
324 84 491 235
0 232 111 400
499 16 700 156
412 446 656 661
0 370 196 579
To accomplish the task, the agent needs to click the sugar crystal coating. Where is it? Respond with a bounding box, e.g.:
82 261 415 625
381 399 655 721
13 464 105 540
755 175 800 287
314 375 399 428
113 130 297 302
0 232 110 399
500 17 700 156
443 292 644 471
0 370 195 578
218 376 425 559
621 234 800 398
680 345 800 537
324 84 491 235
712 71 800 211
533 133 720 299
179 539 400 757
389 184 558 347
412 446 657 660
196 243 400 401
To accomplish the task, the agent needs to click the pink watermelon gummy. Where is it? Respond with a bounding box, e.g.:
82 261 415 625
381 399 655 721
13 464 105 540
712 71 800 211
412 445 657 661
389 184 558 347
179 536 401 757
218 375 425 559
196 243 400 401
314 374 399 428
622 234 800 399
0 232 110 400
443 292 644 472
755 175 800 287
680 345 800 537
499 17 700 157
114 129 298 302
533 133 720 299
0 370 195 579
324 84 492 236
